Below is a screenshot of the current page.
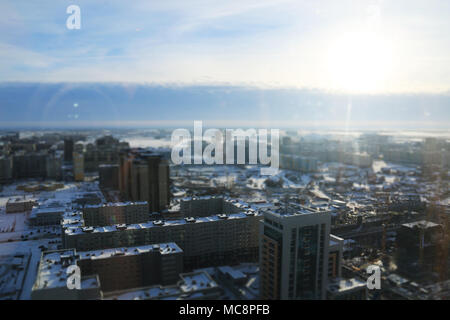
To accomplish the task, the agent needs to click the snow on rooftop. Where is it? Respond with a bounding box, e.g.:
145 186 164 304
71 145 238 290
34 249 77 290
328 278 366 293
218 266 246 280
78 243 182 261
35 243 181 291
64 210 260 236
180 272 218 293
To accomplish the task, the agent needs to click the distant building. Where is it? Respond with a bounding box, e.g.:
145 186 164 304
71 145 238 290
259 206 331 300
46 152 63 180
119 150 170 212
0 156 13 184
6 197 37 213
83 136 129 172
12 153 47 179
64 139 74 162
99 164 119 190
17 182 64 193
29 206 66 226
73 152 84 182
280 155 318 172
343 152 372 168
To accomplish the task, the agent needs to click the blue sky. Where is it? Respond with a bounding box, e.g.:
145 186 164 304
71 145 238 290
1 0 450 93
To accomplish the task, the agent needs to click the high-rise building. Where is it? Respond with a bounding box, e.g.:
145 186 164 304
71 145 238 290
83 136 130 172
99 164 119 190
396 220 446 280
0 156 13 183
259 206 331 300
73 152 84 182
119 150 170 212
46 152 63 180
12 152 47 179
64 138 74 162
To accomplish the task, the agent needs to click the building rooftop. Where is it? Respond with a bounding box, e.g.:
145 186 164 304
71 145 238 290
34 243 182 291
263 205 327 219
34 249 78 290
78 243 182 261
7 197 32 203
402 220 440 229
84 201 148 209
30 206 66 218
107 271 219 300
64 210 260 236
217 266 246 281
328 278 366 294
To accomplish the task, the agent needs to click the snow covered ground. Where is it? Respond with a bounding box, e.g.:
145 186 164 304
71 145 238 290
0 238 60 299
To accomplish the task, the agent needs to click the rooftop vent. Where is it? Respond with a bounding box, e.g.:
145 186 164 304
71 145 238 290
83 227 94 233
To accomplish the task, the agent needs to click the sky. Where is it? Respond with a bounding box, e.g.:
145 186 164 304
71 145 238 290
1 0 450 93
0 1 449 129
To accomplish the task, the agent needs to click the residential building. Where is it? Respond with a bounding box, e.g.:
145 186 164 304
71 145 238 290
119 149 170 212
259 206 331 300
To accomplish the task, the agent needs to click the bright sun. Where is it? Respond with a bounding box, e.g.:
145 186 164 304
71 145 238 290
327 30 394 93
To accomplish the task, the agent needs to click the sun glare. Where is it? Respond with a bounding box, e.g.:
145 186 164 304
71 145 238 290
327 30 394 93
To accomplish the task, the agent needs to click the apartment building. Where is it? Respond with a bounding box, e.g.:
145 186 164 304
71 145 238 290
99 164 119 190
6 197 37 213
73 152 84 182
119 150 169 213
179 196 242 217
31 243 183 299
63 206 261 271
259 206 331 300
82 202 149 227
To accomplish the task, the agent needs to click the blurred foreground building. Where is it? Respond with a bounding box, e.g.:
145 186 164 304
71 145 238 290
31 243 183 299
